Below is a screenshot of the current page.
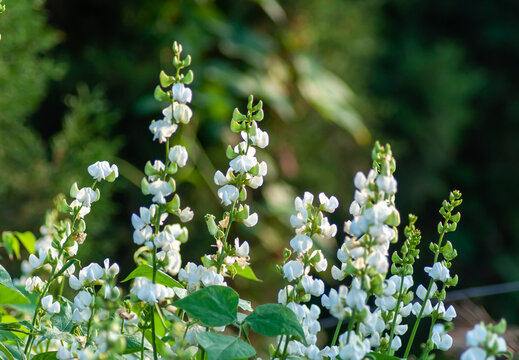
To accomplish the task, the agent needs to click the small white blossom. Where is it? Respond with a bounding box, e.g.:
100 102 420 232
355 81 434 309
42 295 60 314
149 120 178 143
283 260 304 282
87 161 118 182
172 83 192 103
318 193 339 212
148 179 173 204
234 239 250 258
173 102 192 124
431 324 453 351
169 145 188 167
178 207 194 222
75 187 98 207
25 276 44 293
460 347 487 360
290 234 313 254
74 291 92 310
466 324 487 347
72 307 91 324
213 170 230 185
217 184 239 206
243 213 258 227
424 262 450 282
103 258 120 277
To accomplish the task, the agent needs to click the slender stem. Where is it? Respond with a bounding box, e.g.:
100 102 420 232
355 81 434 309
281 334 290 359
346 309 357 343
331 319 343 347
387 274 406 355
216 201 237 274
274 335 284 357
86 287 97 345
151 247 158 360
403 229 446 358
155 303 167 330
140 329 146 360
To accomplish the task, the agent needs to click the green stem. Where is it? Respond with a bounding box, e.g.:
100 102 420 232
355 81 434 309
140 329 146 360
346 309 357 343
281 334 290 359
86 287 97 345
151 247 158 360
331 319 343 347
387 274 406 355
216 201 237 274
403 229 446 359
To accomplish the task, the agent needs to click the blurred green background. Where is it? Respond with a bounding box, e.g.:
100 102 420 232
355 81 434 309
1 0 518 353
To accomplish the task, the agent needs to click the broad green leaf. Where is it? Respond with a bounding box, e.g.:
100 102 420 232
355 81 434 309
197 332 256 360
2 232 20 260
0 330 21 344
367 352 401 360
0 344 22 360
173 286 239 327
0 343 15 360
50 299 73 332
245 303 305 341
14 232 36 254
31 351 57 360
0 265 29 304
232 264 261 282
123 334 147 354
122 264 183 289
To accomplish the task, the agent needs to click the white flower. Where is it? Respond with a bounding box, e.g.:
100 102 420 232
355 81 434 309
28 249 47 269
178 207 194 222
25 276 44 293
242 128 269 149
367 250 388 273
346 288 367 311
173 102 192 124
416 282 437 300
460 347 487 360
424 262 450 282
301 276 325 297
149 120 178 143
74 291 92 310
56 344 73 360
72 307 92 324
133 225 153 246
213 170 230 185
42 295 60 314
354 172 367 189
290 234 313 254
104 258 120 277
466 323 487 347
243 213 258 227
319 193 339 213
75 187 98 207
172 83 192 103
217 184 239 206
169 145 188 167
234 239 250 258
132 277 174 304
229 154 257 174
283 260 304 282
148 179 173 204
442 305 457 321
431 324 453 350
376 175 397 194
83 263 104 281
87 161 118 182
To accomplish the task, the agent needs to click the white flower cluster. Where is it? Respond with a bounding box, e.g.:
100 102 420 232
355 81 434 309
214 127 269 211
460 323 507 360
275 304 324 359
279 192 337 305
178 262 227 293
149 83 192 143
132 204 187 275
333 169 399 282
131 277 174 304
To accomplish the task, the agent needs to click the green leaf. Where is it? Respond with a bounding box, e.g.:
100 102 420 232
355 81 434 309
31 351 58 360
233 264 261 282
123 334 147 354
154 85 169 102
197 332 256 360
0 330 21 344
0 265 29 304
366 352 401 360
122 264 183 289
173 286 239 327
2 232 20 260
0 343 15 360
50 299 73 332
245 303 305 341
15 231 36 254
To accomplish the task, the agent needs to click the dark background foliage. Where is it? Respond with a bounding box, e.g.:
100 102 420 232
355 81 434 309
1 0 518 352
